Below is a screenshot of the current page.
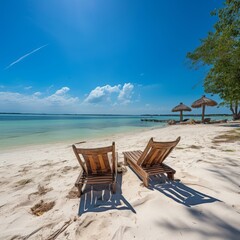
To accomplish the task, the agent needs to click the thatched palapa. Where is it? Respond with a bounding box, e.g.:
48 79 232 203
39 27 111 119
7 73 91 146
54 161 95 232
191 95 217 123
172 102 191 122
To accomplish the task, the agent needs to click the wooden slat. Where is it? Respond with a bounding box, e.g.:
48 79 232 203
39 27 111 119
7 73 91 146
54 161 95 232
155 148 171 164
161 163 176 172
152 142 176 148
83 174 113 184
123 150 142 162
142 164 175 175
92 154 101 172
77 178 113 184
136 138 154 165
151 149 164 164
88 155 97 174
102 153 111 171
87 175 113 180
144 148 159 166
76 146 113 155
148 148 160 165
98 154 107 173
128 151 138 161
160 148 171 163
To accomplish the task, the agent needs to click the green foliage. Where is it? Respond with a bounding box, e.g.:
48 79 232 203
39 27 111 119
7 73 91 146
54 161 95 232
187 0 240 119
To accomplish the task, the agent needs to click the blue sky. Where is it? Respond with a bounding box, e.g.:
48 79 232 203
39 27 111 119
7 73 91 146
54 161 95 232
0 0 227 114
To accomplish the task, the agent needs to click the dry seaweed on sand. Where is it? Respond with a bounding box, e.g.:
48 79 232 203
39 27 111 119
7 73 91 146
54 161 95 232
31 200 55 216
188 145 202 149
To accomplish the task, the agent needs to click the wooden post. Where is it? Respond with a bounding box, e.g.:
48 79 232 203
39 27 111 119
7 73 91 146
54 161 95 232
202 104 205 123
180 110 183 122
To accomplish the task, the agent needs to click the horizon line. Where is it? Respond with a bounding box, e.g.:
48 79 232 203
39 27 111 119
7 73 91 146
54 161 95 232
0 112 232 116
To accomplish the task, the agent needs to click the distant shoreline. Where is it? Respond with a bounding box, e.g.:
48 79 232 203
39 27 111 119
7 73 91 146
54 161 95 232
141 114 231 117
0 112 232 117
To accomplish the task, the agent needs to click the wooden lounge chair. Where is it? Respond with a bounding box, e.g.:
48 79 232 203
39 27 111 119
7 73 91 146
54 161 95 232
123 137 180 187
72 142 117 197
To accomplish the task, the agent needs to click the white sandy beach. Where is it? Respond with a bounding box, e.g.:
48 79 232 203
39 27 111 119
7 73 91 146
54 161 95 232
0 123 239 240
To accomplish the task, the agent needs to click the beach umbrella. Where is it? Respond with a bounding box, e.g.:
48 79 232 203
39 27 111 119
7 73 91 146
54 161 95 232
172 102 191 122
191 95 217 123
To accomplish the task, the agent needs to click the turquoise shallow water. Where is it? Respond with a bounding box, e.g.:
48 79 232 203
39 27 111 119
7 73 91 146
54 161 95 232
0 114 231 150
0 114 165 150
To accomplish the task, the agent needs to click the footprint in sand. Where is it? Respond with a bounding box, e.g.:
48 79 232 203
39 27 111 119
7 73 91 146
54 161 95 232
61 166 72 173
18 166 32 173
73 165 79 170
44 173 57 182
75 216 96 237
40 162 53 168
111 226 131 240
66 187 79 199
28 184 53 200
14 178 33 188
131 195 152 208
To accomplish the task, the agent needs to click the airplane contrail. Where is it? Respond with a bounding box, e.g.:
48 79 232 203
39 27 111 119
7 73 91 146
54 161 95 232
5 44 48 70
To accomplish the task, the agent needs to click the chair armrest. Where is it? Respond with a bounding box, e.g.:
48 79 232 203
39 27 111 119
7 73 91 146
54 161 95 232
75 170 83 186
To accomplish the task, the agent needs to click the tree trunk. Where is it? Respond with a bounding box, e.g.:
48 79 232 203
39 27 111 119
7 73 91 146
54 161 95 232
229 100 240 120
234 100 238 116
233 113 240 120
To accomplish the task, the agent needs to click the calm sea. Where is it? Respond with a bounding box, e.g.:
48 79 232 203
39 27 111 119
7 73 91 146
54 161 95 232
0 114 164 150
0 114 231 150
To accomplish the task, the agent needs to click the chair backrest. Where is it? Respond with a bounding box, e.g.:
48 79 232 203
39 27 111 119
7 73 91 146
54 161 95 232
137 137 180 167
72 142 116 175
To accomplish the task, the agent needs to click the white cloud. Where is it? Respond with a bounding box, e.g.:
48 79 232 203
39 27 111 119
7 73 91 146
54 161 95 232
33 92 41 96
55 87 70 95
46 87 78 106
0 84 136 113
0 86 79 113
84 83 134 105
84 84 120 103
118 83 134 104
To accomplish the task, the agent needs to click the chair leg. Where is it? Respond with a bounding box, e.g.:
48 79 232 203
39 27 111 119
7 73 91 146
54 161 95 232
124 156 129 166
143 177 149 187
77 184 83 198
167 172 174 180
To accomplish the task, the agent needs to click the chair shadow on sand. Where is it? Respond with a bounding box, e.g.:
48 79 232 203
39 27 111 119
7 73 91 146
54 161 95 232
78 173 135 215
148 174 220 207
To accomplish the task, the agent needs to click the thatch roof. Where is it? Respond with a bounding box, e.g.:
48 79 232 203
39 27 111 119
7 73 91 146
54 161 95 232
172 103 191 112
191 95 217 108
